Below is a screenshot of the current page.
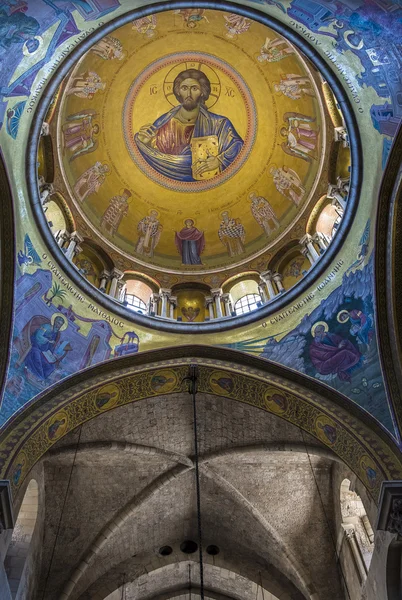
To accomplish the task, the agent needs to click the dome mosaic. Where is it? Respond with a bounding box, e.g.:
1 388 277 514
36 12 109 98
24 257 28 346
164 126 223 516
38 7 352 324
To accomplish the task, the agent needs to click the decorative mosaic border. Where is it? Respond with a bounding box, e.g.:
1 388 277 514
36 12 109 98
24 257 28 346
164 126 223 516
1 347 401 503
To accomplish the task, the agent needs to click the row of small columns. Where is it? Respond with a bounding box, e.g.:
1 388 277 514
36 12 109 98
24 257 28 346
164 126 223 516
149 288 235 320
258 271 285 302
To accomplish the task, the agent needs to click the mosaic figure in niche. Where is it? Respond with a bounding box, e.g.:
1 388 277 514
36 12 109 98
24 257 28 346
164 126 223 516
73 161 110 202
218 211 246 257
134 69 243 182
175 9 208 28
132 15 157 37
15 314 72 382
175 219 205 265
223 14 251 38
62 110 99 162
90 35 125 60
274 74 315 100
66 71 105 99
257 37 294 63
136 210 162 257
269 165 305 206
309 322 362 383
280 112 319 163
100 189 131 236
249 192 279 236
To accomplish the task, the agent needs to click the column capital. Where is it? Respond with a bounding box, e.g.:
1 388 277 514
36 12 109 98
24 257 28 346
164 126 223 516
100 269 111 280
299 233 313 246
169 295 177 305
159 288 172 298
272 272 283 282
58 229 71 243
205 296 214 306
110 268 124 280
260 270 273 281
211 288 223 297
70 231 84 244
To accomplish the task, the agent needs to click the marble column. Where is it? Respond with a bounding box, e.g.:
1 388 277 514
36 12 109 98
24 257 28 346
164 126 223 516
99 270 111 293
314 231 329 253
258 283 268 303
327 183 347 211
344 528 367 582
40 122 50 136
159 289 171 318
149 293 159 315
301 246 314 267
272 272 285 294
211 288 223 319
116 280 127 302
64 231 84 261
221 293 233 317
205 297 215 320
109 268 124 298
260 270 277 300
169 295 177 320
56 229 70 249
300 234 320 263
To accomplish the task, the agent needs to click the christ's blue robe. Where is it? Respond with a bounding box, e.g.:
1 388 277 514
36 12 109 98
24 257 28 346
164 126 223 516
134 105 244 182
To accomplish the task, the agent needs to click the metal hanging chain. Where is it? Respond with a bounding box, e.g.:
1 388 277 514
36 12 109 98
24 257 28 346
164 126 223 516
301 429 351 600
41 424 83 600
184 364 204 600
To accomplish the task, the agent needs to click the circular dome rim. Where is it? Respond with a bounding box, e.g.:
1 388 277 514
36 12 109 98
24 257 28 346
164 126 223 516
27 0 362 335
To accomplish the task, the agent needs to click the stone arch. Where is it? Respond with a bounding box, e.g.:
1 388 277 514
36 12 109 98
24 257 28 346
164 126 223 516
4 479 39 598
1 346 401 506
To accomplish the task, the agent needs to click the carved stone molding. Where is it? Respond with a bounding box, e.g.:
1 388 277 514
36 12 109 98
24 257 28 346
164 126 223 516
377 481 402 536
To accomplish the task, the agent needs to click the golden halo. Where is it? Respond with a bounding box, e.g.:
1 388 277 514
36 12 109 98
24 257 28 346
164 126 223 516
51 313 68 331
163 61 221 109
311 321 328 337
183 217 195 226
337 310 350 323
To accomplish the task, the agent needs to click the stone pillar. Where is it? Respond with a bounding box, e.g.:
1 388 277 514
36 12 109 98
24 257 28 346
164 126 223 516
56 229 70 249
258 283 268 303
334 125 349 147
99 270 111 293
260 270 277 300
314 231 329 253
169 296 177 320
205 297 215 320
221 293 233 317
211 288 223 319
149 293 159 315
272 272 285 294
327 183 347 211
39 182 54 208
344 527 367 582
159 289 171 318
109 268 124 298
301 246 314 267
300 234 320 263
64 231 84 261
116 280 126 303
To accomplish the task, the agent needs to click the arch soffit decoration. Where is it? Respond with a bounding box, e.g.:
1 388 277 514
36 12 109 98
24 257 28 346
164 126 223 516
375 121 402 439
1 347 401 503
26 0 362 334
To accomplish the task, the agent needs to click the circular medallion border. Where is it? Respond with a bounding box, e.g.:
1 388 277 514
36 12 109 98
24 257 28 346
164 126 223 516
123 51 257 192
26 0 362 334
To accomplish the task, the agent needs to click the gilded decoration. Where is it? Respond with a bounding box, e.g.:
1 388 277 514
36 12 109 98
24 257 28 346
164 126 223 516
54 9 328 276
1 351 402 503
